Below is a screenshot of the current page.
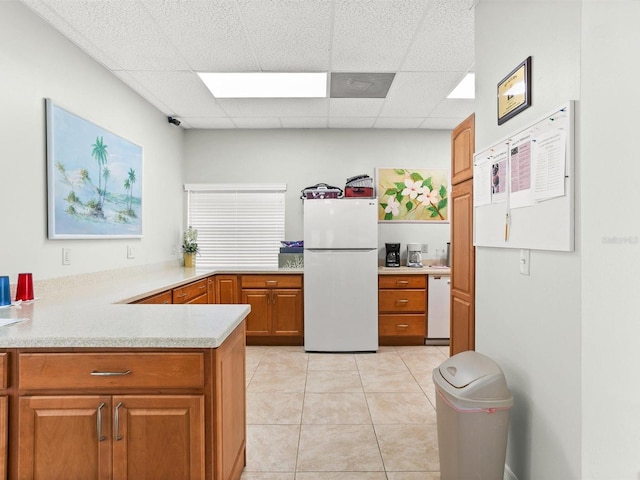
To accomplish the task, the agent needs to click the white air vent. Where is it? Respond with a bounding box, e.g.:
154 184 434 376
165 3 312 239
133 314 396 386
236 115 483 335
330 72 395 98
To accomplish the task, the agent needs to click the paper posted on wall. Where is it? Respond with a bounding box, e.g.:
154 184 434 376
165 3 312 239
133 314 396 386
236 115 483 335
532 129 566 201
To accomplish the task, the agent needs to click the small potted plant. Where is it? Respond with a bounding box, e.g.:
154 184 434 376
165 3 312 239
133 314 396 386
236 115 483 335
182 226 199 267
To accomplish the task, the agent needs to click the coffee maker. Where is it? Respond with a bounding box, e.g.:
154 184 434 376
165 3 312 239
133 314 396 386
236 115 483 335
385 243 400 267
406 243 423 268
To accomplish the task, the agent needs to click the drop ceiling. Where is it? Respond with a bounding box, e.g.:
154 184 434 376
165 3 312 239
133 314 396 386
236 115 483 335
19 0 476 130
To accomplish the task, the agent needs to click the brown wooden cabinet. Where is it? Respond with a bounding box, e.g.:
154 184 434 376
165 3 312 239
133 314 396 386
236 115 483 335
1 353 7 480
378 275 427 346
19 394 204 480
240 275 303 345
451 113 475 185
4 321 247 480
450 113 476 356
215 275 239 305
173 278 209 304
133 290 172 304
19 395 112 479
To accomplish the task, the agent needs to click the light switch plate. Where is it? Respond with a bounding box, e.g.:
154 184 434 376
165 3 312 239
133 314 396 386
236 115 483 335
62 248 71 265
127 245 135 259
519 249 530 275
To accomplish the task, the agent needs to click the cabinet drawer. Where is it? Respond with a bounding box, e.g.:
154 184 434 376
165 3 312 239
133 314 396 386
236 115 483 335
379 290 426 313
379 315 426 336
173 279 208 304
135 290 172 304
0 353 6 389
18 353 204 390
241 274 302 289
378 275 426 289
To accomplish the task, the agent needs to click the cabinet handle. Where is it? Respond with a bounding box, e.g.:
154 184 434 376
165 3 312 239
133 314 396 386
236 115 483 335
162 300 170 304
176 293 187 298
90 369 132 377
199 285 206 290
396 280 409 286
115 402 123 441
395 299 409 304
265 280 278 286
396 324 409 328
97 402 106 442
433 276 442 280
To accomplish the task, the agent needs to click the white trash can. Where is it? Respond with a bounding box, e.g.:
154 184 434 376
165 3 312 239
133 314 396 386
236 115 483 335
433 351 513 480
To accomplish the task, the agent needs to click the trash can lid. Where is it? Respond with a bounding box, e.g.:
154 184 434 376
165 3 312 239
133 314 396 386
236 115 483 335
434 351 512 406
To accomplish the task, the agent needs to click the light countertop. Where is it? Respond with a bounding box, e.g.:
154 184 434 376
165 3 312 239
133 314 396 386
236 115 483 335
378 265 451 275
0 264 252 349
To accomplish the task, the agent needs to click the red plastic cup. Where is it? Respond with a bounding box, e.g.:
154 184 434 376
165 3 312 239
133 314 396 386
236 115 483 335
15 273 34 301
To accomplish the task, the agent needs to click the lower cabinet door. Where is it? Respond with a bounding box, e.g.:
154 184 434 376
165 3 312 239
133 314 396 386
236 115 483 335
272 289 303 336
112 395 204 480
242 289 271 335
19 395 112 480
1 396 7 480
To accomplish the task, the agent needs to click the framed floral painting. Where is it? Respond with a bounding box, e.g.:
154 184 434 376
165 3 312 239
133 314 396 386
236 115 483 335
376 168 449 222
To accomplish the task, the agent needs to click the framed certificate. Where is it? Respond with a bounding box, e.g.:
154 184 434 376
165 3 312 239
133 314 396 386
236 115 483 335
497 56 532 125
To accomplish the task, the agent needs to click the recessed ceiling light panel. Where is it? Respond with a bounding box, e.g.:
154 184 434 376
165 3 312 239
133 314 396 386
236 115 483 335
197 72 327 98
447 73 475 99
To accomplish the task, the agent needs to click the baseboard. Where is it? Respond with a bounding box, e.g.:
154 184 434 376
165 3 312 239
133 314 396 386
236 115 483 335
504 464 518 480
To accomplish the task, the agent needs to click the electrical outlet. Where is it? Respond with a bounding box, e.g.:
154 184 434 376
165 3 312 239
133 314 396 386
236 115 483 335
421 244 429 253
519 249 530 275
62 248 71 265
127 245 135 259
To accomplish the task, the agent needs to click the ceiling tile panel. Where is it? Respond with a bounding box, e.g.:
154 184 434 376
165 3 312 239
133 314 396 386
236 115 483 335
184 117 238 129
142 0 258 71
329 98 384 117
374 117 425 129
125 71 229 117
429 98 475 119
112 70 174 113
332 0 428 71
231 117 282 128
42 0 190 70
236 0 333 71
281 117 329 128
379 72 462 117
217 98 329 117
419 118 461 130
329 117 377 129
402 0 474 72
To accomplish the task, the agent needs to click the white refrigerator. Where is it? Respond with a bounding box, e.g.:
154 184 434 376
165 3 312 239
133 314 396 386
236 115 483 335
304 198 378 352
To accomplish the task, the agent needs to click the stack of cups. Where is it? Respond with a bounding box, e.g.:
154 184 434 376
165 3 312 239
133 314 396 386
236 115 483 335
15 273 34 302
0 276 10 306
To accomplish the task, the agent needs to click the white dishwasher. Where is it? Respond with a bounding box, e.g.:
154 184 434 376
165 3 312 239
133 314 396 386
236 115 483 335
427 274 450 341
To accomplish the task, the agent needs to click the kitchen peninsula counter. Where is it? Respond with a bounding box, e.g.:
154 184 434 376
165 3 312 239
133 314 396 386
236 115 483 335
0 263 254 480
0 264 256 348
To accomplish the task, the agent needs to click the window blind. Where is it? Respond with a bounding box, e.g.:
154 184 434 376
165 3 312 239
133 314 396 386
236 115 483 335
185 184 286 269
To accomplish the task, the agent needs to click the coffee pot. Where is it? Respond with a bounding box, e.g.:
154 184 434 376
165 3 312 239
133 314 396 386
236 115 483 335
406 243 423 268
385 243 400 267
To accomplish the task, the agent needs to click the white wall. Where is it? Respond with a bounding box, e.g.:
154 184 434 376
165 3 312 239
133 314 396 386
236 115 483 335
475 2 582 479
184 129 452 263
0 1 185 281
581 2 640 478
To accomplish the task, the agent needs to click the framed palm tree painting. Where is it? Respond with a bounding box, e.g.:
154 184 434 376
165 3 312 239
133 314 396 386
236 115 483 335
376 167 449 222
46 99 143 239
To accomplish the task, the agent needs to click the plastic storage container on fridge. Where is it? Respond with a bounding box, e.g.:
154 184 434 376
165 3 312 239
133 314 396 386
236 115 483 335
300 183 343 200
344 174 375 198
433 351 513 480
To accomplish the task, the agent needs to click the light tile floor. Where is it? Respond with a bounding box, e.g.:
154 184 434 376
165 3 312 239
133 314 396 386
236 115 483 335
241 345 449 480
